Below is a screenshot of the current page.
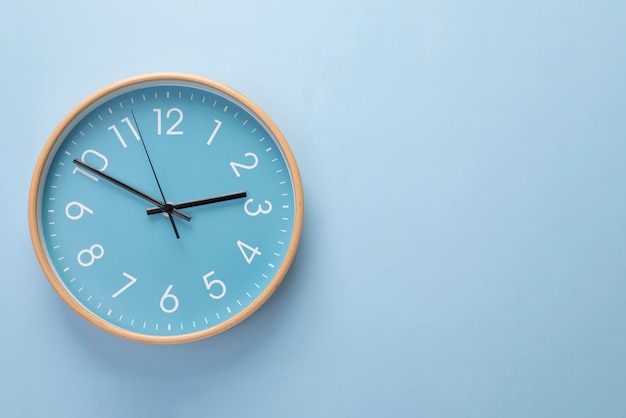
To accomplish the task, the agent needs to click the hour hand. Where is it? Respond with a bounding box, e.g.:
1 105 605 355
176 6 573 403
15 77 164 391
146 191 247 215
72 159 191 221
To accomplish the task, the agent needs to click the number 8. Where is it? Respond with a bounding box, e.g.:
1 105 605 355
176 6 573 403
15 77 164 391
77 244 104 267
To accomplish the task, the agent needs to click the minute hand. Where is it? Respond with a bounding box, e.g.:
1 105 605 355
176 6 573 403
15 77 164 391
72 159 191 221
146 191 247 215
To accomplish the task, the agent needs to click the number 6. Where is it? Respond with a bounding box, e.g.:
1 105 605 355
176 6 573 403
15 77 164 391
160 284 179 313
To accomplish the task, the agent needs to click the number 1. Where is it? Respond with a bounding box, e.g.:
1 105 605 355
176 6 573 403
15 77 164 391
206 119 222 145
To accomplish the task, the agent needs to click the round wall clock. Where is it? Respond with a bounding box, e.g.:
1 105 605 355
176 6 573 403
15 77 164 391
28 73 303 344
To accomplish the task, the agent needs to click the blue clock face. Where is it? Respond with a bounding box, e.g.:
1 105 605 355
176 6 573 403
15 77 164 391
29 74 303 343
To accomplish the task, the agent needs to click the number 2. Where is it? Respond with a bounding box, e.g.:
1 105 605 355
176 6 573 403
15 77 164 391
230 152 258 177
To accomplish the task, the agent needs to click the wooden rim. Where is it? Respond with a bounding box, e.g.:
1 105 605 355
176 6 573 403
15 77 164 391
28 73 304 344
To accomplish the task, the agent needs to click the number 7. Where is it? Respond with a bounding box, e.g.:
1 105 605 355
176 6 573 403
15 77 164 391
112 272 138 298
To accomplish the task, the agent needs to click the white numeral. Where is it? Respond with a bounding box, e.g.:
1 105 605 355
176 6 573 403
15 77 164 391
65 201 93 220
107 117 140 148
244 198 272 216
154 108 183 135
203 271 226 300
112 272 137 298
77 244 104 267
72 150 108 181
160 284 179 313
230 152 258 177
206 119 222 145
237 240 261 264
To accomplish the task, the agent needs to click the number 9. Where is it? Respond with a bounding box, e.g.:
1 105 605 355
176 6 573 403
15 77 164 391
65 201 94 220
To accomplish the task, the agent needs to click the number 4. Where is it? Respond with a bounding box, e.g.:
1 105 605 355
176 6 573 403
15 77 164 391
237 240 261 264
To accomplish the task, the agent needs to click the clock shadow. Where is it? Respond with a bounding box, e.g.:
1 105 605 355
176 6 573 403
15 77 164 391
60 232 308 380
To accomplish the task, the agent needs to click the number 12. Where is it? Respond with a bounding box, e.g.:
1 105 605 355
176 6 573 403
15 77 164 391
153 108 183 135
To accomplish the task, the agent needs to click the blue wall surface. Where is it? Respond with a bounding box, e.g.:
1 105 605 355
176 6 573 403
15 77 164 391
2 1 626 417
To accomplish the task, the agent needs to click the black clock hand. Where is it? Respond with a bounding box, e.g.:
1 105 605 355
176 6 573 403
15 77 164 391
130 109 181 239
146 191 248 215
72 159 191 222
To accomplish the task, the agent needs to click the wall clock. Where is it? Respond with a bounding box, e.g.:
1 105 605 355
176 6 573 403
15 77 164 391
28 73 303 344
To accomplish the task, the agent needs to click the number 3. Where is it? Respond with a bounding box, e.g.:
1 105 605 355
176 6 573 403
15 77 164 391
244 198 272 216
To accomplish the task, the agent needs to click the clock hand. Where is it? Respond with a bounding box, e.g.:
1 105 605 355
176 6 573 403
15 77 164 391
72 159 191 221
146 191 248 215
130 109 181 239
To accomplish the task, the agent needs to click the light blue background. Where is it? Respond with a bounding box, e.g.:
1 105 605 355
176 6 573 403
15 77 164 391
1 1 625 417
